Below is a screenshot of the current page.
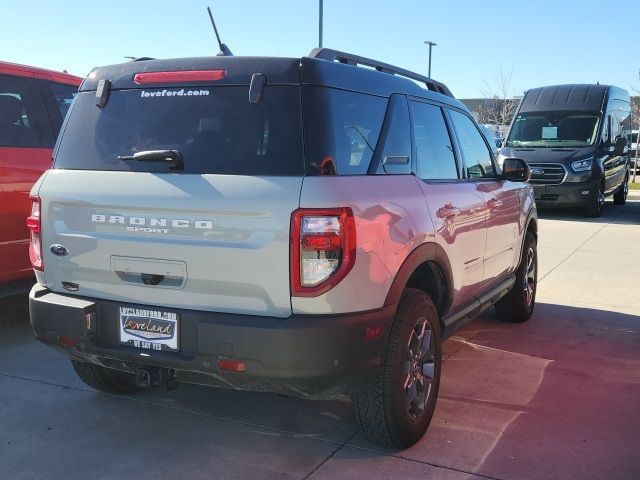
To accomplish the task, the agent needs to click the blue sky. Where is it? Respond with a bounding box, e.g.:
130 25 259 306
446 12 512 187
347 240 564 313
3 0 638 98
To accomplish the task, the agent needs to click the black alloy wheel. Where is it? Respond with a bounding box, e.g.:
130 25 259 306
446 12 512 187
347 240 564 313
495 231 537 323
404 315 436 420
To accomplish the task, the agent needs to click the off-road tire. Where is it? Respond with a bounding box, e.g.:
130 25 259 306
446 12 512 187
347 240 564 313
495 232 537 323
352 288 442 448
613 177 628 205
71 360 141 394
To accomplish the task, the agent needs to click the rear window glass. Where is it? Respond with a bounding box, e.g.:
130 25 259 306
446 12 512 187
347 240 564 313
303 87 387 175
54 86 303 175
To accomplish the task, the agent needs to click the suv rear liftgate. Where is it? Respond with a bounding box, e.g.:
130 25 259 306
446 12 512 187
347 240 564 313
41 65 305 318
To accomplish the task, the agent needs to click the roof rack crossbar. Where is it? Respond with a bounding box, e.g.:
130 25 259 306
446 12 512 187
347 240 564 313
307 48 454 98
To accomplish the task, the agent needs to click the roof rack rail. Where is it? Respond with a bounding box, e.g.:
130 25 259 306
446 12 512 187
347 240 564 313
307 48 454 98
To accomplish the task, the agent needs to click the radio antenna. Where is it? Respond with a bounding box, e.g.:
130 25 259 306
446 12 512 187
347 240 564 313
207 6 233 56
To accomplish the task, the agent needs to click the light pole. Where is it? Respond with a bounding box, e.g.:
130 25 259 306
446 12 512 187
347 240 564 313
319 0 324 48
424 41 437 78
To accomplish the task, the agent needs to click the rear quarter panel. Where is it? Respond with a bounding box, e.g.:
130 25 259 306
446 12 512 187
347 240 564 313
294 175 433 314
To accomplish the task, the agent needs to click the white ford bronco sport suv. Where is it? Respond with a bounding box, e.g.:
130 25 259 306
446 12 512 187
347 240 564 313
29 49 537 447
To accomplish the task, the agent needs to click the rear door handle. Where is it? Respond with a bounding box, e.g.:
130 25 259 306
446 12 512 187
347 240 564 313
437 206 461 218
487 197 503 209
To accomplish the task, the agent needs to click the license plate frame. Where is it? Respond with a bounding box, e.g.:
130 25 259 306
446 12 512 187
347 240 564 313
118 307 179 352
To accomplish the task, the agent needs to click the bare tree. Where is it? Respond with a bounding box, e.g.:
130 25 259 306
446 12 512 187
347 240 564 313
630 90 640 183
477 70 521 132
629 91 640 134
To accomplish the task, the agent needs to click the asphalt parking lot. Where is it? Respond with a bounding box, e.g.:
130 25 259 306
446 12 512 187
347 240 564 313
1 195 639 480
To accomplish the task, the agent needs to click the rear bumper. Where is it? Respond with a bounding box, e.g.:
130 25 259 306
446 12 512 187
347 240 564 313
29 284 395 399
532 178 599 207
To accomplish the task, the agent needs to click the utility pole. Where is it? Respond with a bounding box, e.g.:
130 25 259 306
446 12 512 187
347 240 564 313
424 41 437 78
319 0 324 48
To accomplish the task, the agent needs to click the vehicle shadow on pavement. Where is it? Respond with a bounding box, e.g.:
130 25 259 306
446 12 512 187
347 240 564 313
537 198 639 225
2 297 640 479
341 302 640 480
0 293 29 325
0 299 357 479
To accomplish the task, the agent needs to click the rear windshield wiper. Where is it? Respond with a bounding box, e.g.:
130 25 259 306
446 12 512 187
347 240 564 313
117 150 184 171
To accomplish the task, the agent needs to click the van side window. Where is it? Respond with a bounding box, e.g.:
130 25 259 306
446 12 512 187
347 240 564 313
410 101 458 180
448 109 495 179
602 114 611 143
610 100 631 143
0 74 52 148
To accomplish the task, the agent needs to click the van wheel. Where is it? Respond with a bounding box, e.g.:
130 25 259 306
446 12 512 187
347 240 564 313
352 288 441 448
613 177 628 205
585 183 604 217
71 360 141 394
495 232 537 323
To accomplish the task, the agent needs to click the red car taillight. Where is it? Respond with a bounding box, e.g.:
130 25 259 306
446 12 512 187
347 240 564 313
27 196 43 271
291 208 356 297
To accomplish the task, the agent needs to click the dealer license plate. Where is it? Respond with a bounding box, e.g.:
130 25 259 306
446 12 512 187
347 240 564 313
119 307 179 352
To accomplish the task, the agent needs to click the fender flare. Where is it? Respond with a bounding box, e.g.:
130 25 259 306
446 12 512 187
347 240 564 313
519 210 538 259
383 242 454 314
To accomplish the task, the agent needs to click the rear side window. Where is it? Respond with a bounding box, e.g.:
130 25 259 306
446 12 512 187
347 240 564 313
54 86 303 175
303 87 387 175
373 95 411 175
448 109 495 179
0 74 53 148
48 82 78 120
410 101 458 180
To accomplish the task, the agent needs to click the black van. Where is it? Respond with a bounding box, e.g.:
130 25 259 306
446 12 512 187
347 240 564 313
499 84 630 217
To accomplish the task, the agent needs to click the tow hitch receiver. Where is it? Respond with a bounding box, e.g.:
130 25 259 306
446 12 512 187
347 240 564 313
134 367 177 390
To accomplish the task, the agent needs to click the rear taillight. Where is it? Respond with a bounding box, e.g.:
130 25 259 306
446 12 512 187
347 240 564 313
27 196 43 271
291 208 356 297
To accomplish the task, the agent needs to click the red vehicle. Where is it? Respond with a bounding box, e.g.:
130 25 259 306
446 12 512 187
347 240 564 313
0 61 81 295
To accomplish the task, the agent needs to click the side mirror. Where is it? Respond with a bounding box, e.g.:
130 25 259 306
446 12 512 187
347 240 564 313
613 136 628 156
501 158 531 182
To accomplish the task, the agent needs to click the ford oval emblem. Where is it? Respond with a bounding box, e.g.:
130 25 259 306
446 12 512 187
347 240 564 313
50 244 69 256
531 168 545 175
